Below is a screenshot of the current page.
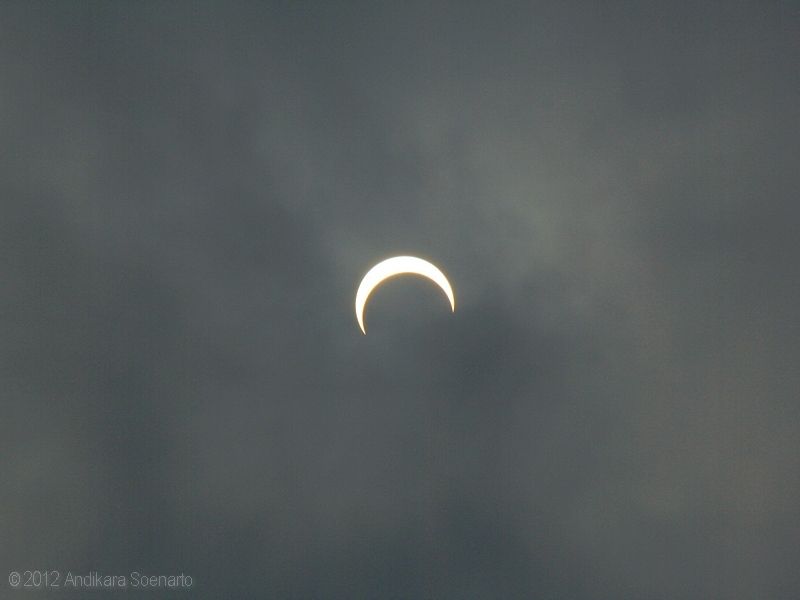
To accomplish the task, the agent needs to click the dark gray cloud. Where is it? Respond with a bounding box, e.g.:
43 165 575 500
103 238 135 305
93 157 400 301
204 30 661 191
2 2 799 598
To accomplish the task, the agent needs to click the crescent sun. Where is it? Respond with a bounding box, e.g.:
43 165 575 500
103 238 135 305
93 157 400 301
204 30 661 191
355 256 455 334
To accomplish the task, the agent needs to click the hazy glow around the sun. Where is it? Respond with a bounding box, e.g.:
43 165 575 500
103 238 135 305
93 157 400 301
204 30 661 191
355 256 455 334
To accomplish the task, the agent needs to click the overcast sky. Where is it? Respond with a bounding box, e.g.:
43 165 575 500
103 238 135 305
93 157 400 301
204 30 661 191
2 2 799 598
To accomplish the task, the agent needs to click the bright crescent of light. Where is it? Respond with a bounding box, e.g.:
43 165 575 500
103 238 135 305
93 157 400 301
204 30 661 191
355 256 455 334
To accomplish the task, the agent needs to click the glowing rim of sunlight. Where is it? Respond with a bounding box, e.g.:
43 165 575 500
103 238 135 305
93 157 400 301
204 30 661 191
355 256 455 334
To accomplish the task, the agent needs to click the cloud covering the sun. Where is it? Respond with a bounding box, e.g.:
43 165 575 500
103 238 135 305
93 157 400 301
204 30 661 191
1 2 799 598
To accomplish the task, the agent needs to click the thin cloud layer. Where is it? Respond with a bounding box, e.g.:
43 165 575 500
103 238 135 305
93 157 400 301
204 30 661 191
2 3 798 598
